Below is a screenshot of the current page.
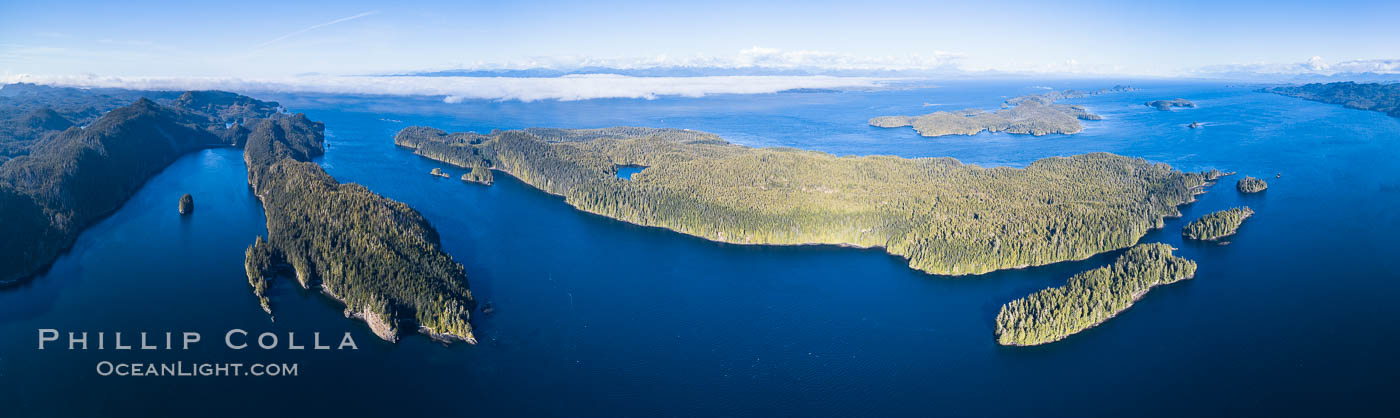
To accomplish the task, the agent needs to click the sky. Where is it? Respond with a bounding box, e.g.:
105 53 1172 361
1 0 1398 100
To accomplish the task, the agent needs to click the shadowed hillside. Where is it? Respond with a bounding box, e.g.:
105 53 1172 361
0 87 280 284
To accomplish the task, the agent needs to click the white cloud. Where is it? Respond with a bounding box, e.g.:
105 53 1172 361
423 46 966 74
1190 56 1400 78
2 73 892 102
1305 56 1329 71
1329 58 1400 74
726 46 964 70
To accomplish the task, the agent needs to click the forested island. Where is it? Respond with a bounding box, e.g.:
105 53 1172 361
994 243 1197 346
1183 207 1253 241
867 86 1133 137
0 84 280 285
1146 99 1196 110
396 124 1207 276
243 114 478 344
1269 82 1400 117
1237 176 1268 193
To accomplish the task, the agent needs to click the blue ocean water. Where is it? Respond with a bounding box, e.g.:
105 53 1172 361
2 80 1398 416
614 165 646 180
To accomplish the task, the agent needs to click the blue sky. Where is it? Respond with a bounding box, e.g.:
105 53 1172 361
2 0 1398 78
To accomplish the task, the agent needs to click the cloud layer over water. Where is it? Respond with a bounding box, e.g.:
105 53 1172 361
2 73 891 102
1189 57 1400 79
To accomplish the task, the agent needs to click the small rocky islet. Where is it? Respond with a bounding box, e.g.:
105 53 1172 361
178 193 194 215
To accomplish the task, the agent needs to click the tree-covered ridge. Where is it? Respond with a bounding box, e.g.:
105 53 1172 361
1269 82 1400 118
867 86 1133 137
396 125 1206 276
244 236 278 315
0 89 279 285
0 83 173 155
994 243 1197 346
1146 99 1196 111
1237 176 1267 193
1182 207 1252 241
170 90 284 125
243 116 477 344
0 84 271 160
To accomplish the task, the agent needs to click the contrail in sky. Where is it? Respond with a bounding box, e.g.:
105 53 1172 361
253 10 379 51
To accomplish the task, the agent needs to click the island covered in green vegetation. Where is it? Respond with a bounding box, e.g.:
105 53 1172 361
461 164 494 185
1269 82 1400 117
1146 99 1196 110
0 85 280 285
243 114 478 344
867 86 1133 137
396 124 1207 276
1237 176 1268 193
1183 207 1253 241
994 243 1197 346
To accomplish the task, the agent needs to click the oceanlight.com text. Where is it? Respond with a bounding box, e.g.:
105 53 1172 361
94 361 298 377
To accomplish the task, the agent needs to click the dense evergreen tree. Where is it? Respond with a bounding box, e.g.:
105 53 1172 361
1269 82 1400 117
397 125 1206 276
1183 207 1253 241
244 236 278 314
994 243 1197 346
1237 176 1268 193
244 116 477 344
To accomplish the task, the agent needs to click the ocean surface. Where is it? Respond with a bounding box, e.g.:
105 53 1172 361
2 80 1398 416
